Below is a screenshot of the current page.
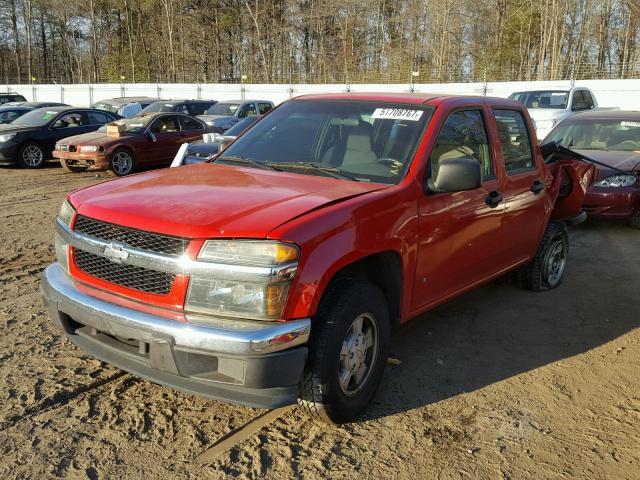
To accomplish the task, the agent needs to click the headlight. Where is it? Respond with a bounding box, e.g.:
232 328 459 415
186 240 299 321
55 199 75 273
594 174 637 188
79 145 100 153
0 133 16 142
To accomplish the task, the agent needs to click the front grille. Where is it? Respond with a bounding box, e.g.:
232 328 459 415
75 249 175 294
74 215 188 257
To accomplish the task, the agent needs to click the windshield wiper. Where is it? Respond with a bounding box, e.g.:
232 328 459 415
215 155 279 171
266 162 358 181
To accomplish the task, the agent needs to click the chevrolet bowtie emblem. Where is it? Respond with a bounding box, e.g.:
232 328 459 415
102 243 129 264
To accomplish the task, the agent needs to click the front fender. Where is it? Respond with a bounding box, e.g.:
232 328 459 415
271 186 419 321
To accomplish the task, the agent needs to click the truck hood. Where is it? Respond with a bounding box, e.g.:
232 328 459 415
69 163 389 239
574 149 640 176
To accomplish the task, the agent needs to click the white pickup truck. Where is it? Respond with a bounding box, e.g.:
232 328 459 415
508 87 597 140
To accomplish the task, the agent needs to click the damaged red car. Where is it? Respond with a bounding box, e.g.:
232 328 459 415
42 94 593 424
545 110 640 228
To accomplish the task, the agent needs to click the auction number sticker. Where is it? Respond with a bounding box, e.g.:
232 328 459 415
371 108 423 121
621 121 640 128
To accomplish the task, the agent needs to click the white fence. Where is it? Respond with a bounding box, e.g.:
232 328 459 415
4 79 640 109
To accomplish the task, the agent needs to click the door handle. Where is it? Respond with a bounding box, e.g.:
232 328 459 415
530 179 544 194
485 190 503 208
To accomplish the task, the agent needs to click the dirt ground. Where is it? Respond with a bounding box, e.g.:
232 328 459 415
0 165 638 480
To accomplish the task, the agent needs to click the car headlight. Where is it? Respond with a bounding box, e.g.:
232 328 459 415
55 199 76 274
594 174 637 188
0 133 16 142
186 240 299 321
79 145 100 153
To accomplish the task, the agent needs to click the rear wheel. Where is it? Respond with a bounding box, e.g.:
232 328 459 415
109 148 135 176
517 221 569 291
298 279 390 424
60 160 89 173
17 142 45 168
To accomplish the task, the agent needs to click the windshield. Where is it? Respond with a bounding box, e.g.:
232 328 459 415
91 102 118 113
509 91 569 109
10 109 60 127
96 117 152 134
546 118 640 151
139 102 177 114
225 117 258 136
216 100 433 184
205 102 241 116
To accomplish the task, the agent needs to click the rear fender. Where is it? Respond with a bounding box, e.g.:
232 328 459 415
548 160 595 220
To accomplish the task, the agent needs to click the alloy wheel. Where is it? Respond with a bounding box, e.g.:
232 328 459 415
338 313 379 396
111 151 133 175
22 145 44 167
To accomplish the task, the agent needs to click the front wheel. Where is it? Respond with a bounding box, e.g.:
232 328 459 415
109 148 135 176
298 279 390 424
517 221 569 291
17 142 45 168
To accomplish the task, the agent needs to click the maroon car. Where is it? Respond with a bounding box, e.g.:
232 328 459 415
54 112 208 176
545 110 640 228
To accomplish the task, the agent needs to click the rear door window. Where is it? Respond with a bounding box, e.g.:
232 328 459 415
430 110 493 182
493 109 535 174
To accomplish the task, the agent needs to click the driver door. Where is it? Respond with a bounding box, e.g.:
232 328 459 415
46 111 86 154
146 114 183 165
412 108 507 312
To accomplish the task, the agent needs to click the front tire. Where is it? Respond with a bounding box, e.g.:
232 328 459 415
517 221 569 291
17 142 45 168
109 148 135 176
298 279 390 424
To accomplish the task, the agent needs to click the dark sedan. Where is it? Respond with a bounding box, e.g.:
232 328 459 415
545 110 640 228
0 107 121 168
0 102 69 124
182 116 261 164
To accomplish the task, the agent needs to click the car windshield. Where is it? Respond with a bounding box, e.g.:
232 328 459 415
96 117 152 134
225 117 258 136
205 102 241 116
140 102 177 114
546 118 640 151
509 91 569 109
10 109 60 126
91 102 118 113
216 100 433 184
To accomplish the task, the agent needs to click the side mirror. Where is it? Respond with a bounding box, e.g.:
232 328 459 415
540 140 560 160
425 156 482 194
147 131 157 143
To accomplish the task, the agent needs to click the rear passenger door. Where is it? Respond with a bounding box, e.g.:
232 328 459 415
413 108 507 311
492 108 548 264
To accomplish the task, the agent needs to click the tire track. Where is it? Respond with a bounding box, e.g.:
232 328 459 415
0 371 129 433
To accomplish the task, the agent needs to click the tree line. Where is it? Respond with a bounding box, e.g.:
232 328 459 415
0 0 639 85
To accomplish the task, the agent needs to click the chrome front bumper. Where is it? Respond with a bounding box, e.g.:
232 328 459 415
41 263 310 408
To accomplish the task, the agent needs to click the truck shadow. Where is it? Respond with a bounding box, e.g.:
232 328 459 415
361 220 639 421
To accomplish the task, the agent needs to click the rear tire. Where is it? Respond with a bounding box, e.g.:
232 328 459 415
109 148 135 176
60 160 89 173
17 142 45 168
517 221 569 291
298 278 390 424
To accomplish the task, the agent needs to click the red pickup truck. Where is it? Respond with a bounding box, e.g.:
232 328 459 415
41 94 593 424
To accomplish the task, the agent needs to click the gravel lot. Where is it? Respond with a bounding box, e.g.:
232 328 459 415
0 165 638 480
